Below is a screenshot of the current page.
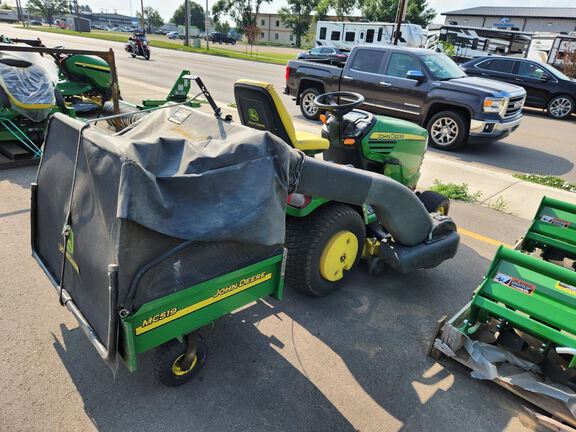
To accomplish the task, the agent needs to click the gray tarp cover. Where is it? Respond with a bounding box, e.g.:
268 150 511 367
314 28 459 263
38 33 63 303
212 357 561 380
86 105 302 245
35 106 302 348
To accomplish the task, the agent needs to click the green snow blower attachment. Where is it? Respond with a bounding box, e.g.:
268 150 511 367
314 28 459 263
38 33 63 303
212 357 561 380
431 196 576 427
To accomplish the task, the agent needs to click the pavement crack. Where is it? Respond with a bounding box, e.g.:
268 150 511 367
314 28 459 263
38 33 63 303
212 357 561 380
479 180 522 204
291 319 309 379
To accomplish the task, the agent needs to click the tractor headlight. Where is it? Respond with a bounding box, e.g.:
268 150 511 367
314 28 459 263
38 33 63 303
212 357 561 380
483 97 508 115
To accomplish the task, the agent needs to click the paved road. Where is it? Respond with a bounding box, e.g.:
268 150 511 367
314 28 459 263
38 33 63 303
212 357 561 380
0 166 533 432
2 24 575 182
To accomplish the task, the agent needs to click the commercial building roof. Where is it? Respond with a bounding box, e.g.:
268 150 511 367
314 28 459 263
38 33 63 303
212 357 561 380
442 7 576 19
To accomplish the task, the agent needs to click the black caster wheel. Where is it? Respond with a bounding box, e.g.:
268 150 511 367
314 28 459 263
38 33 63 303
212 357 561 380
368 257 385 276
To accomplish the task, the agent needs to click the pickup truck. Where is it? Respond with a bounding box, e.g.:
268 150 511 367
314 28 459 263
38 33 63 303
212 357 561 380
285 45 527 150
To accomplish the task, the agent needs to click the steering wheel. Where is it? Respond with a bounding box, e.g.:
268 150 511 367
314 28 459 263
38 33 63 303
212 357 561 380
313 91 365 118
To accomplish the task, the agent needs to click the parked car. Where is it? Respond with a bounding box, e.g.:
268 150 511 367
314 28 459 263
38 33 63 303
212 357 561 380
29 19 43 26
166 31 179 40
297 46 349 63
208 32 236 45
461 56 576 120
285 45 527 150
91 24 106 30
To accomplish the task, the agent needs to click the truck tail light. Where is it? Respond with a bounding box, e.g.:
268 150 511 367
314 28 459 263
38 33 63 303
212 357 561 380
285 66 290 81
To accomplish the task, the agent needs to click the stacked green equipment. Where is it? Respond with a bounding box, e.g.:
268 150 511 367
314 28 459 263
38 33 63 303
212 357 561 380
463 196 576 367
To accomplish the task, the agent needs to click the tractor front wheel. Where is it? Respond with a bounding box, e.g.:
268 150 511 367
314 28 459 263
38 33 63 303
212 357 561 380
418 191 450 215
285 203 365 297
153 337 207 387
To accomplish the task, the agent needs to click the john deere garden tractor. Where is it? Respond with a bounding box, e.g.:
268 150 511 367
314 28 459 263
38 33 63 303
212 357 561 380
234 80 456 296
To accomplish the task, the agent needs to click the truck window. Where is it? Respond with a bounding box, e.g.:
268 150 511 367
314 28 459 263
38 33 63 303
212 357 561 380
350 49 384 74
385 53 422 78
345 32 355 42
377 28 383 42
331 31 341 41
319 27 327 40
366 29 375 43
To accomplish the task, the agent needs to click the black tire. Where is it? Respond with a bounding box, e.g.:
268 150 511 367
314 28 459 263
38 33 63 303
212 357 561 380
153 338 207 387
131 54 136 58
546 95 574 119
426 110 468 150
299 87 322 120
285 203 365 297
418 191 450 215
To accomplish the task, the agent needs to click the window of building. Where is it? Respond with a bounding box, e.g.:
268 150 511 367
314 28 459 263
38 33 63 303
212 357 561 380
261 19 265 26
261 32 264 38
330 31 340 41
319 27 327 40
377 27 383 42
345 32 355 42
290 34 294 41
350 49 384 74
275 33 279 40
366 29 374 43
385 53 421 78
276 20 280 27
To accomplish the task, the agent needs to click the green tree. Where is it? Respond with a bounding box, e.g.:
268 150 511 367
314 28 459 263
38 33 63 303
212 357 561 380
26 0 68 26
171 1 205 30
215 21 230 33
331 0 355 20
360 0 436 27
137 6 164 31
278 0 318 48
212 0 270 39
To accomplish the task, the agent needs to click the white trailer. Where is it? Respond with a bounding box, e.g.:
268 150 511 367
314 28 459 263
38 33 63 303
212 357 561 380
527 33 576 69
315 21 424 49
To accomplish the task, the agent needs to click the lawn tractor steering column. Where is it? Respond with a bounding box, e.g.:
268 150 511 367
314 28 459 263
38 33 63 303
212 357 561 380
314 92 364 144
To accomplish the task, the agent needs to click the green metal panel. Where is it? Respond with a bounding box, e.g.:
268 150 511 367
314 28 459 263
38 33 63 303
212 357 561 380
63 55 111 91
360 115 428 189
524 196 576 257
120 253 284 371
468 246 576 351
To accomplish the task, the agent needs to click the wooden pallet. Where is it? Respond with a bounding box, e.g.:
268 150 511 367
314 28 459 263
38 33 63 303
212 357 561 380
429 310 576 431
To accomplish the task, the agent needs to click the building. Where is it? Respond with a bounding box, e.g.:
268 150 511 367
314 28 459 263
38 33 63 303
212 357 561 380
88 12 138 29
251 13 363 45
442 7 576 34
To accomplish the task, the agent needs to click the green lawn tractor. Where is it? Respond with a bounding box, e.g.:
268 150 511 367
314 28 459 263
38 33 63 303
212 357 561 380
234 80 456 296
32 93 459 386
431 196 576 426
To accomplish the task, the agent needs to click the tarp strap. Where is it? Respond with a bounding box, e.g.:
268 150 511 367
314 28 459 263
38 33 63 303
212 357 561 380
57 122 90 305
0 118 43 157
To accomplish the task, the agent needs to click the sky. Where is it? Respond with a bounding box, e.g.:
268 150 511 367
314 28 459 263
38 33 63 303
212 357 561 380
7 0 576 24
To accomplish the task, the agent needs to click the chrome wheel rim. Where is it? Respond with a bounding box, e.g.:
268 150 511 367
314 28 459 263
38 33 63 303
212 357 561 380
302 92 318 117
431 117 458 146
549 97 572 118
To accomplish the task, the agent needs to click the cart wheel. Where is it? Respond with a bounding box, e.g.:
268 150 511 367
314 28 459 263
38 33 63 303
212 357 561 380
153 338 207 387
131 54 136 58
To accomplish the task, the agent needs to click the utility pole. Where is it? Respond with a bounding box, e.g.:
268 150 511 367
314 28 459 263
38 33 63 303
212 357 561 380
184 0 190 46
205 0 209 50
393 0 408 45
140 0 145 31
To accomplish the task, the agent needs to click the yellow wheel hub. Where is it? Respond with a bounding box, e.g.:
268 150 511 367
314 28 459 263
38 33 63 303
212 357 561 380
319 231 359 282
171 353 198 376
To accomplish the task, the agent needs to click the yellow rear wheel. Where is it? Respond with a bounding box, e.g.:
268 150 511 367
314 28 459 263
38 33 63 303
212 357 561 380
319 231 359 281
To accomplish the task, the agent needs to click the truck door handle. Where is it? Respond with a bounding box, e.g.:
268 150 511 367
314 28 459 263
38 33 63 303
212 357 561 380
515 78 524 81
481 73 489 76
342 75 354 81
379 82 392 87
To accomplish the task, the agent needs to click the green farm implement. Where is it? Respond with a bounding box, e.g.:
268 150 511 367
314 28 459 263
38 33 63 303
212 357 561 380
430 196 576 428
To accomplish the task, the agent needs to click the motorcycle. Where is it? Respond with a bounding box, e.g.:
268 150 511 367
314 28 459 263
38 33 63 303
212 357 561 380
125 33 151 60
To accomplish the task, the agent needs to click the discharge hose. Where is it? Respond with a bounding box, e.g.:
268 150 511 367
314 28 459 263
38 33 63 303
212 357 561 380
294 156 433 247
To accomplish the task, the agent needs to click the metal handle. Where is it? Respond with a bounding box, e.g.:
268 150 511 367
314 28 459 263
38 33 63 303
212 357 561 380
342 75 353 80
379 82 392 87
515 78 524 81
556 347 576 356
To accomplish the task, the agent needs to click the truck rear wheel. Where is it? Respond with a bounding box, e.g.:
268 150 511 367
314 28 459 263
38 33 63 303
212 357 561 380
299 88 322 120
426 111 467 150
285 203 365 297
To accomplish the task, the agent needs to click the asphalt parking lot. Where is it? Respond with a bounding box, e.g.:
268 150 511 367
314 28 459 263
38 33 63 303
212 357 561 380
1 166 538 432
